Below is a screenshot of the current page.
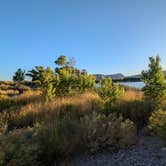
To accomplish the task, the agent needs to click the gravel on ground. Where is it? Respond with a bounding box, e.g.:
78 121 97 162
70 136 166 166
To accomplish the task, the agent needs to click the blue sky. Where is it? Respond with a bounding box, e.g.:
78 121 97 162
0 0 166 80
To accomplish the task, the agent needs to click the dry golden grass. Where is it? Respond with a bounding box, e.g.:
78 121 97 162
3 90 144 130
0 90 42 112
56 92 101 113
0 89 20 95
118 89 143 101
4 92 101 129
0 90 139 165
19 92 100 114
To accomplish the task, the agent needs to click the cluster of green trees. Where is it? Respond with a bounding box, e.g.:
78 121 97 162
13 55 166 108
12 56 124 116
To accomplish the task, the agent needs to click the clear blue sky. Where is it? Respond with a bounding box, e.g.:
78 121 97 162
0 0 166 80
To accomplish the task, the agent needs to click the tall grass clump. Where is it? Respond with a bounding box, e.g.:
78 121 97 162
0 90 42 112
0 92 101 131
37 117 84 165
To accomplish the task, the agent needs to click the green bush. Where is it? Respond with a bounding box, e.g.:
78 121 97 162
0 111 137 165
149 109 166 140
0 128 40 166
81 112 136 153
36 117 84 165
116 100 154 125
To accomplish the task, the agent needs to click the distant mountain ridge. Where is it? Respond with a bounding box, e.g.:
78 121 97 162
94 73 125 81
95 70 166 81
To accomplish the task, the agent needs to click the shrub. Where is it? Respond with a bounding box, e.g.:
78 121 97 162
0 128 40 166
8 111 35 130
81 112 136 153
114 99 155 139
36 117 84 165
149 109 166 140
116 100 154 123
0 104 137 165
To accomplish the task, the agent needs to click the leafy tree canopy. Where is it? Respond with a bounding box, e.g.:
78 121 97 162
26 66 44 81
54 55 67 66
13 68 25 82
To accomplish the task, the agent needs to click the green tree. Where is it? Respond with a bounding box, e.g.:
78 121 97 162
26 66 44 81
13 68 25 82
54 55 96 96
98 77 124 115
142 55 166 106
56 67 77 96
40 67 59 101
55 56 76 74
78 74 96 91
54 55 67 66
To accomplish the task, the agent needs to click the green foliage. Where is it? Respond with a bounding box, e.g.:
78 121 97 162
13 68 25 82
54 55 96 96
116 100 154 125
98 77 124 115
37 117 84 165
8 111 35 129
54 55 67 66
149 109 166 140
0 128 40 166
26 66 44 81
55 55 76 68
81 112 136 153
40 67 58 101
78 74 96 92
142 55 166 106
56 67 77 96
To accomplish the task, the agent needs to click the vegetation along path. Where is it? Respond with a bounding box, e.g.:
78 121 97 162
70 136 166 166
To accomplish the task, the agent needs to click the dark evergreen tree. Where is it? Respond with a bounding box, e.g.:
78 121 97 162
142 55 166 106
13 68 25 82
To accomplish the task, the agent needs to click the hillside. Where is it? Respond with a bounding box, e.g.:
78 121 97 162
95 70 166 82
95 73 125 81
